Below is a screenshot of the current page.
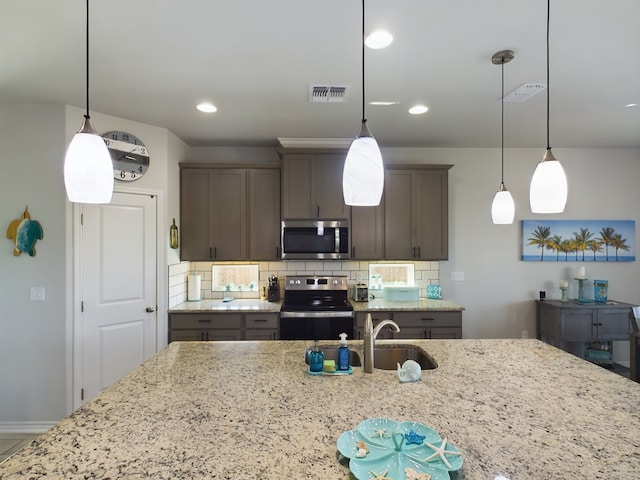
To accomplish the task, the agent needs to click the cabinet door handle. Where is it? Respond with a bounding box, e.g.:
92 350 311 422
412 247 416 258
276 247 280 258
209 247 213 259
198 319 212 323
352 246 356 258
316 205 320 217
417 246 421 258
200 332 205 341
214 247 217 259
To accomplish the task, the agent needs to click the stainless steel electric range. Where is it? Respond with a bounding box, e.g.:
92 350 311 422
279 275 354 340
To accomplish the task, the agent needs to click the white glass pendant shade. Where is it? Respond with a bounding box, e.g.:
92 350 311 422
491 184 515 224
64 116 114 204
529 148 567 213
342 123 384 206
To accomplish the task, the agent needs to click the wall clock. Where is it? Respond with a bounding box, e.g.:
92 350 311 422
102 131 150 181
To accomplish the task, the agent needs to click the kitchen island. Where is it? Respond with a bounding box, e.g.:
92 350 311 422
2 339 639 479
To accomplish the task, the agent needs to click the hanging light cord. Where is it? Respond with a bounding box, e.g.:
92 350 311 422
360 0 366 123
500 56 505 185
84 0 91 120
546 0 550 151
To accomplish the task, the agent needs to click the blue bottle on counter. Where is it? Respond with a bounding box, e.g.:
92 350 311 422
309 341 324 373
338 333 350 371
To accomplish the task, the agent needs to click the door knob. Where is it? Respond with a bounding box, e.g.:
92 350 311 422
146 306 156 313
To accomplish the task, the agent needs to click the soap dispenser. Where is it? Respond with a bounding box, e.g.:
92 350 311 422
309 340 324 373
337 333 350 371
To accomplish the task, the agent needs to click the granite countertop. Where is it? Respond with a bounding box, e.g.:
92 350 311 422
2 339 639 479
169 298 464 313
351 298 465 311
169 298 282 313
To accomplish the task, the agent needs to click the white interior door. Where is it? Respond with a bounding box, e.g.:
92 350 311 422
80 191 157 405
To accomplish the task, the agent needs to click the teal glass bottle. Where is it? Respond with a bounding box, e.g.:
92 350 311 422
309 341 324 373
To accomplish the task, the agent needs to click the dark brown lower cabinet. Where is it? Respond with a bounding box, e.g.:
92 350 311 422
355 311 462 340
169 313 278 342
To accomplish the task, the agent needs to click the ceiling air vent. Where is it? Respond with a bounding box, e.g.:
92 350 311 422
309 85 349 102
503 83 546 102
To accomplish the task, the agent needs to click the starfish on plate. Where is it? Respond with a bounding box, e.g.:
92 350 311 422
369 468 393 480
370 428 391 441
423 437 462 469
404 429 426 445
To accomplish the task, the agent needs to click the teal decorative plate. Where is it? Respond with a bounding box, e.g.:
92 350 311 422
337 418 462 480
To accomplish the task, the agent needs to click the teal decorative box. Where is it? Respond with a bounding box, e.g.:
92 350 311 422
426 284 442 299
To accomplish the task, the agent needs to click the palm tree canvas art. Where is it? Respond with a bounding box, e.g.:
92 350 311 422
521 220 635 262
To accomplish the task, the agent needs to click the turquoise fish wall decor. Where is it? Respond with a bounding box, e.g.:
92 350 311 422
6 206 43 257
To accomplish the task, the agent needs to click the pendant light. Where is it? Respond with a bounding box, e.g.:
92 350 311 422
64 0 114 204
342 0 384 207
491 50 515 225
529 0 567 213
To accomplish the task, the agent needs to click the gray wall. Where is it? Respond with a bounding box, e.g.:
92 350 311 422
1 104 638 431
1 104 68 428
1 104 187 431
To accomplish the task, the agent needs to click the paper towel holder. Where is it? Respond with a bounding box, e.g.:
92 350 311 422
187 274 202 302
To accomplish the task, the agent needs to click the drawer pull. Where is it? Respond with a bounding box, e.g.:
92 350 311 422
422 318 435 322
198 319 212 323
254 319 268 323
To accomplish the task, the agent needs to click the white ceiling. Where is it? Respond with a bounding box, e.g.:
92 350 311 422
1 0 639 148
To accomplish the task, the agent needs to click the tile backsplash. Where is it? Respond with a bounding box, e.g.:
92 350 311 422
169 260 439 308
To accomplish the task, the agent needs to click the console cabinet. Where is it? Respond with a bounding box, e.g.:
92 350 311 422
355 310 462 340
169 312 278 342
536 300 633 352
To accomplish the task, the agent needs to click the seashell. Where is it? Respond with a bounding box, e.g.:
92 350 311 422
397 360 422 382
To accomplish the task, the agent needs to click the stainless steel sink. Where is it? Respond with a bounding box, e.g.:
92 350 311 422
304 344 437 371
363 344 437 370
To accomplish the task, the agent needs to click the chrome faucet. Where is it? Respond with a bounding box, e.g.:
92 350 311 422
363 313 400 373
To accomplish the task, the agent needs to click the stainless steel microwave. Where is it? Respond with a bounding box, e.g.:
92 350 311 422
281 220 350 260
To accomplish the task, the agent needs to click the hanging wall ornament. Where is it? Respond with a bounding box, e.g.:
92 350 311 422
170 218 179 249
6 206 44 256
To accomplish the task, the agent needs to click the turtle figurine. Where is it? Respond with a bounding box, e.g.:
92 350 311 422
6 206 43 257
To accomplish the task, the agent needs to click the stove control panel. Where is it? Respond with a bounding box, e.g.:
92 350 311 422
285 275 348 290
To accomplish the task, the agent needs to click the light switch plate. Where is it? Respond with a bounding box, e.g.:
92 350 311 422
450 271 465 282
30 287 45 301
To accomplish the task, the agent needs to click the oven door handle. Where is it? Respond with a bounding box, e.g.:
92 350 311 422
280 311 354 318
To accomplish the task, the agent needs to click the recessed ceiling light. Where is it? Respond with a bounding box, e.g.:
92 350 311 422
369 101 399 106
625 103 638 107
408 105 429 115
197 102 217 113
365 30 393 49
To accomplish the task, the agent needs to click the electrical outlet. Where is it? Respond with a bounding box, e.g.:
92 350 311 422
450 271 465 281
30 286 45 301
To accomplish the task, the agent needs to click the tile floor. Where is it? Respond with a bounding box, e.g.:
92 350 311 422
0 433 39 463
